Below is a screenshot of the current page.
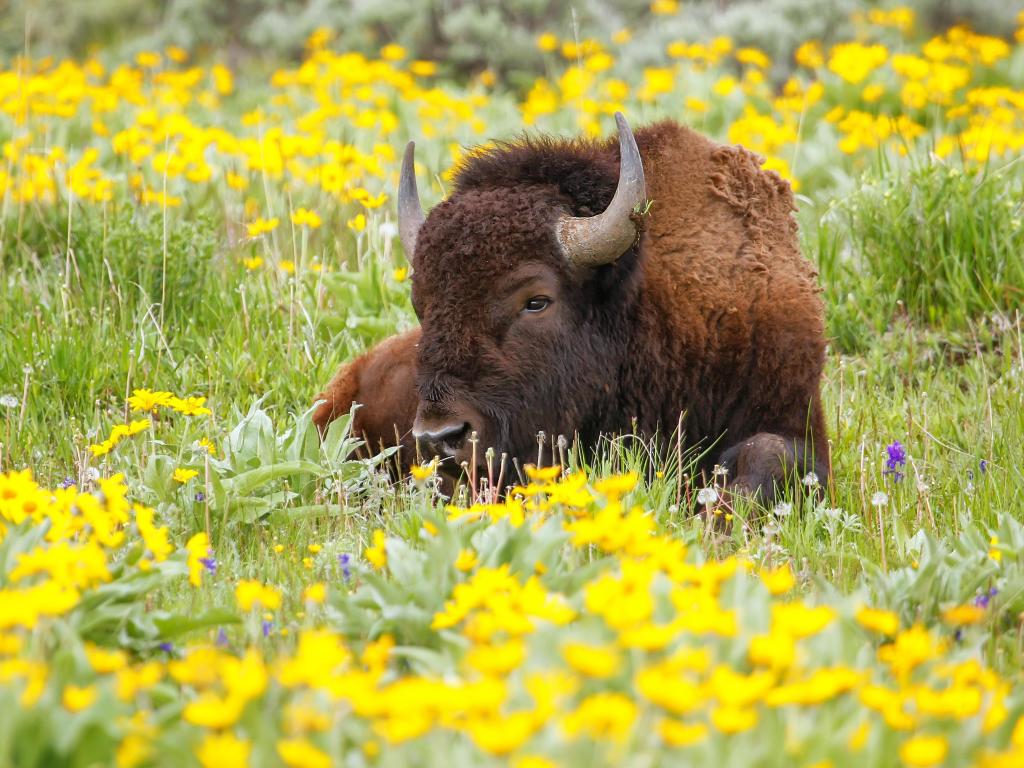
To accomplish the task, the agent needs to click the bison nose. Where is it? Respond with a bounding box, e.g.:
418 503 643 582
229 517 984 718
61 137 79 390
412 419 470 458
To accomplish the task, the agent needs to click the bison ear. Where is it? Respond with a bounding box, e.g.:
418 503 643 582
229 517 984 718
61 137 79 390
555 112 646 269
398 141 425 259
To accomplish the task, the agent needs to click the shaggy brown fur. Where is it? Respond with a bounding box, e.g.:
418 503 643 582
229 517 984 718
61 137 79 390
316 119 829 501
313 328 420 465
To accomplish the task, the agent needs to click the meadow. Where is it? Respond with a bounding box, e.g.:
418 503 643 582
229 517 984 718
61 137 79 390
2 6 1024 766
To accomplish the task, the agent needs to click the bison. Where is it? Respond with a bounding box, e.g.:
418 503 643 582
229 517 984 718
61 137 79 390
315 114 829 502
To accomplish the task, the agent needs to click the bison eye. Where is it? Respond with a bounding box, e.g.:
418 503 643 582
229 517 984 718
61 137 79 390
523 296 551 314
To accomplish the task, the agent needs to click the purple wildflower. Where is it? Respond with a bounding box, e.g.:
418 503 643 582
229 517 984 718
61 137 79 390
216 628 229 647
262 620 273 637
59 476 76 489
195 491 206 502
979 459 989 474
158 641 174 653
973 587 998 608
199 551 217 575
338 553 351 581
884 440 906 482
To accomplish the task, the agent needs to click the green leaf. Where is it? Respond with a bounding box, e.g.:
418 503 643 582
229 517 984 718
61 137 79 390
219 460 325 497
154 609 241 638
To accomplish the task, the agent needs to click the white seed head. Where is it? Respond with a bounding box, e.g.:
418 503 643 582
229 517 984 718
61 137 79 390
696 487 719 506
774 501 793 517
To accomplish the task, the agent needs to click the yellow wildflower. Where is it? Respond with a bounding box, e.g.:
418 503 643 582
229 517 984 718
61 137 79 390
942 604 986 626
135 51 161 68
380 44 406 61
849 720 870 750
796 41 824 68
466 638 526 676
62 684 98 712
989 537 1002 562
593 472 638 499
278 738 331 768
89 439 116 457
466 712 538 755
899 735 948 767
247 217 280 238
856 606 900 636
562 642 619 678
736 47 770 69
537 33 558 52
524 464 561 482
168 395 211 416
165 45 188 63
562 692 637 742
236 580 282 611
135 504 172 561
226 171 248 190
771 602 836 638
878 625 944 679
84 643 127 673
186 532 210 587
454 549 478 572
172 468 199 484
127 389 173 413
759 564 796 595
291 208 322 228
197 733 250 768
183 692 246 729
748 632 795 670
409 60 437 77
659 718 708 746
828 42 888 84
711 706 758 733
365 529 387 569
303 583 327 603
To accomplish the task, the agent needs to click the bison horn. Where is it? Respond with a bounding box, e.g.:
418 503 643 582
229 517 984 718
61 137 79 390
398 141 425 257
556 112 646 268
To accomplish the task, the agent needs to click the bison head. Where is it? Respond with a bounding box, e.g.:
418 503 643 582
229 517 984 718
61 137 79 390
399 114 647 477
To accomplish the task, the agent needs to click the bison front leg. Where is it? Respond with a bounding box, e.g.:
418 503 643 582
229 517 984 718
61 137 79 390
715 432 825 508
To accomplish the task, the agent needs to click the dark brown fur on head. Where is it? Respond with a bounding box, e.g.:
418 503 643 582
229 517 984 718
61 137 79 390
410 143 643 468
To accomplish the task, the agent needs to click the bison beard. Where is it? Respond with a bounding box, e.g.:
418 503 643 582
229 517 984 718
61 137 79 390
314 116 830 506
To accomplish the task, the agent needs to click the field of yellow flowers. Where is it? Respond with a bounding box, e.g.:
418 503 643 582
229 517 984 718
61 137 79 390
2 7 1024 767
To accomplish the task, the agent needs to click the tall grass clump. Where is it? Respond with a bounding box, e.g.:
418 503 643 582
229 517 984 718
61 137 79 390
817 158 1024 349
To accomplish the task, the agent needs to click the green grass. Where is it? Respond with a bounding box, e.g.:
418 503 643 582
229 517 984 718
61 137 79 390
0 205 413 479
812 157 1024 350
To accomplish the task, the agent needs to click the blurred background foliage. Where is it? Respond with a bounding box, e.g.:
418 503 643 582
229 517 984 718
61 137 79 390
3 0 1020 88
